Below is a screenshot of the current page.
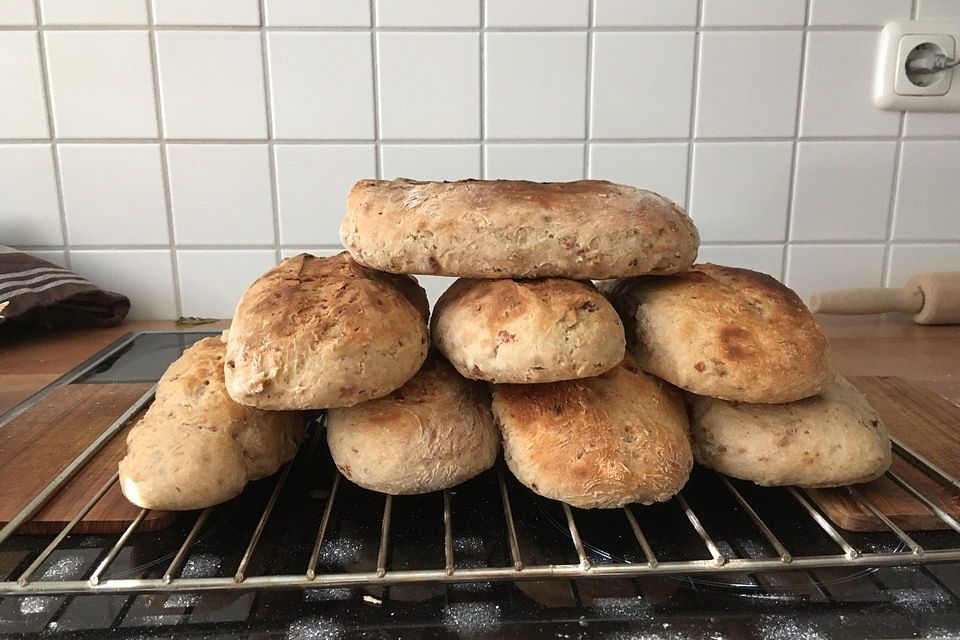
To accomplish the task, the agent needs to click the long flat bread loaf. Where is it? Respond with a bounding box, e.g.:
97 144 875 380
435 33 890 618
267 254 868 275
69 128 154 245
341 179 699 279
119 336 303 511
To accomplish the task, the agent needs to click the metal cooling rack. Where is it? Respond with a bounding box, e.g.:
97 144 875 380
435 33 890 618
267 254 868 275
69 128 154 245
1 331 960 598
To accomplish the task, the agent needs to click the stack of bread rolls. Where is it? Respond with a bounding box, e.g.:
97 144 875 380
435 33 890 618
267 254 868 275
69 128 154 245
120 177 891 513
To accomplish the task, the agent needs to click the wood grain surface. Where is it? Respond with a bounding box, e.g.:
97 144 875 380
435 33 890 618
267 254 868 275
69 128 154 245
0 383 173 534
805 376 960 532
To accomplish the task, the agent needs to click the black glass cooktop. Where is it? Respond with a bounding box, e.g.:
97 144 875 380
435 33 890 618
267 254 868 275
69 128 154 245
1 331 959 640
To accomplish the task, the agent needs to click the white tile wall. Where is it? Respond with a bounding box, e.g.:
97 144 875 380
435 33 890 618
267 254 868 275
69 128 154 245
592 0 698 27
267 32 374 139
786 244 886 302
590 32 694 139
0 145 62 246
40 0 147 25
893 141 960 241
0 32 48 138
789 141 896 241
808 0 911 26
701 0 806 27
588 143 688 205
485 0 588 28
485 33 587 139
697 245 784 278
689 142 794 242
4 0 959 319
264 0 369 27
485 144 584 181
44 31 158 137
177 250 277 317
155 31 266 139
377 0 479 27
274 144 376 245
799 32 901 137
0 0 36 25
152 0 260 26
58 144 169 245
167 145 274 245
696 32 803 138
69 250 177 319
377 33 479 139
380 144 481 180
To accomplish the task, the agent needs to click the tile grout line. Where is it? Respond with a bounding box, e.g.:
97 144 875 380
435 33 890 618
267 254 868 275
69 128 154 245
582 1 595 179
5 135 960 145
683 0 704 212
0 24 895 33
881 114 907 287
370 0 382 179
33 0 71 270
146 0 183 317
258 0 282 266
479 0 486 179
18 239 953 252
780 0 812 284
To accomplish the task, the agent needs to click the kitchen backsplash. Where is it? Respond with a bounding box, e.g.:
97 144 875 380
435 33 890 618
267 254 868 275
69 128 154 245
2 0 959 318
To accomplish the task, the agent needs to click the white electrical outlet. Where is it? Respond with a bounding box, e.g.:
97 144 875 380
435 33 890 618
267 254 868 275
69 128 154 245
874 19 960 111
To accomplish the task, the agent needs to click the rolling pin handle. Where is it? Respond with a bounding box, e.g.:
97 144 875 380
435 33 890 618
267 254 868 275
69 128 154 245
809 286 924 316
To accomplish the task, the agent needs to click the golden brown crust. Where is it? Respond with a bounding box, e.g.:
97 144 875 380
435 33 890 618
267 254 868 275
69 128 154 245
224 253 429 410
492 355 693 509
341 179 700 279
431 278 625 383
119 337 303 510
603 263 833 403
687 376 892 487
326 354 499 494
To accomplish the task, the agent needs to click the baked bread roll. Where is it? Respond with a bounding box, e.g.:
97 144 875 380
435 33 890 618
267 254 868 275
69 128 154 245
431 278 625 384
341 179 699 279
492 356 693 509
119 337 303 511
225 252 429 410
688 376 892 487
603 263 833 404
326 354 498 495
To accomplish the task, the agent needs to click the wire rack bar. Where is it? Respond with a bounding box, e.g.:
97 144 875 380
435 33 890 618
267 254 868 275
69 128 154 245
886 470 960 534
0 384 157 547
719 475 792 562
88 508 149 586
789 488 861 559
306 472 341 580
561 504 590 571
496 464 523 571
376 495 393 578
847 486 924 555
676 493 726 566
622 506 658 567
17 471 121 586
7 548 960 596
891 436 960 494
443 490 454 575
235 461 293 583
163 507 212 584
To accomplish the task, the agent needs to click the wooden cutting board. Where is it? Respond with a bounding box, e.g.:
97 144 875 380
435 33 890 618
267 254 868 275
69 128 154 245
805 376 960 532
0 376 956 535
0 383 174 534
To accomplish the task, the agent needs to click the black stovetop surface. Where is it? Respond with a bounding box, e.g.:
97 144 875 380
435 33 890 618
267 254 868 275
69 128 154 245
1 332 959 640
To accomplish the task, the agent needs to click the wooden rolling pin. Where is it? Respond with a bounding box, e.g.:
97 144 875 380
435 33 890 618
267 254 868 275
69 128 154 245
810 272 960 325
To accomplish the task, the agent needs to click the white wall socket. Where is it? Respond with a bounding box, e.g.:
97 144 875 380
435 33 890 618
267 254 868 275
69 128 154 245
874 19 960 112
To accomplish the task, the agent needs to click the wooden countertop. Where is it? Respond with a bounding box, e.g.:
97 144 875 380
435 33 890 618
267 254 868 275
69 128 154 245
1 315 958 415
